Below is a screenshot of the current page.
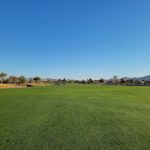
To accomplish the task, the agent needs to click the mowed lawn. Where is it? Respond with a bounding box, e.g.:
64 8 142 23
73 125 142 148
0 85 150 150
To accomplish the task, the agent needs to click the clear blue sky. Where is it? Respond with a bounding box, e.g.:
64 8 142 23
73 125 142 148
0 0 150 79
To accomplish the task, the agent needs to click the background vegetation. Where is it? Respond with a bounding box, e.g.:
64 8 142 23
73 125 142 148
0 72 150 86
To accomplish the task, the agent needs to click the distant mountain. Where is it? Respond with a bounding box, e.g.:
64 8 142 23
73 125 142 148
138 75 150 81
121 75 150 81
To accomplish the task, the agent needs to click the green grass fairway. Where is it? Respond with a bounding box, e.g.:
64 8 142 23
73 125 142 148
0 85 150 150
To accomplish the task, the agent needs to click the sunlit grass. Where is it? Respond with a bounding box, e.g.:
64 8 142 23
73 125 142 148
0 85 150 150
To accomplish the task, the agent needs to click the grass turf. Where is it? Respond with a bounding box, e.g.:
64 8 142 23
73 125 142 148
0 85 150 150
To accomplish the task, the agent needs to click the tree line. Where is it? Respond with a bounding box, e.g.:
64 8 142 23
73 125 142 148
0 72 41 84
0 72 150 86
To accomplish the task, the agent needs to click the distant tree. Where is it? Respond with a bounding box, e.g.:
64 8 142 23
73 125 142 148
33 77 41 83
62 78 67 84
0 72 7 83
112 76 119 85
113 76 118 80
99 78 104 83
28 78 33 83
19 76 27 84
8 76 19 84
120 78 126 85
3 78 9 83
87 78 93 84
68 80 73 83
81 80 86 84
144 80 150 86
126 79 134 86
74 80 79 83
58 79 61 83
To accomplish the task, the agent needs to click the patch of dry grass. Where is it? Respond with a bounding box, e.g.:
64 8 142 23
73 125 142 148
0 83 49 88
0 84 25 88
